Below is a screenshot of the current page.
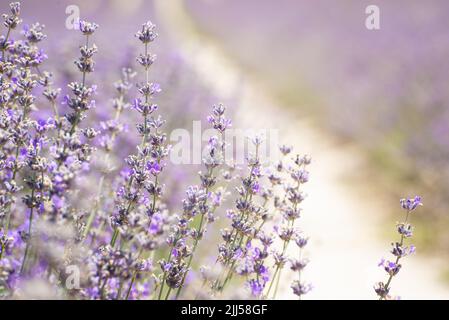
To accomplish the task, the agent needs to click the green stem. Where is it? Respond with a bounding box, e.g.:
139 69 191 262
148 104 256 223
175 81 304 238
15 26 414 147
1 27 11 60
124 272 137 300
116 280 125 300
123 248 143 300
20 184 36 274
273 267 282 299
266 267 280 298
110 228 119 247
164 287 172 300
83 175 104 239
175 210 206 299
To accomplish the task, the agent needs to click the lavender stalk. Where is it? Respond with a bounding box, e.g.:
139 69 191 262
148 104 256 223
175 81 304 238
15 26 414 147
375 196 422 300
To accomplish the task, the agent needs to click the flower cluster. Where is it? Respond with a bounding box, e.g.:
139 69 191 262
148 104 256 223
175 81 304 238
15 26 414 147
0 2 50 276
374 196 422 300
193 138 313 299
0 1 105 297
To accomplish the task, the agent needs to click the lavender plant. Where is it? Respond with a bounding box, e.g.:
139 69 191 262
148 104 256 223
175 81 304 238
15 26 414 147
375 196 422 300
201 141 313 300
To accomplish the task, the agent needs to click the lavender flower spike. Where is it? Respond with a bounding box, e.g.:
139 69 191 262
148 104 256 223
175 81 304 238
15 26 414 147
375 196 422 300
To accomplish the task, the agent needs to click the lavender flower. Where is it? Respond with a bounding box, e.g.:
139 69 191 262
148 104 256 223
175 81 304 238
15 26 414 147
400 196 422 212
78 21 99 36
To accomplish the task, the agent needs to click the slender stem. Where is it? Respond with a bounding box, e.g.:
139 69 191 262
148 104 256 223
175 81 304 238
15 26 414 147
164 287 172 300
110 228 119 247
174 187 208 299
83 175 104 239
1 27 11 60
123 248 143 300
82 36 89 85
157 275 166 300
297 249 303 300
51 100 61 142
273 267 282 299
124 272 137 300
100 277 108 299
20 182 36 274
158 244 175 300
116 280 125 300
266 268 279 298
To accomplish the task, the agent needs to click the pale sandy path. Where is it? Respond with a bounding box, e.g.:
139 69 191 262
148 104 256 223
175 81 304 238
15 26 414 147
155 0 449 299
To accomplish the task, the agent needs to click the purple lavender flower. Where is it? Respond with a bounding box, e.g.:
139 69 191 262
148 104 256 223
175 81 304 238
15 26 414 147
135 21 158 44
291 281 312 297
400 196 422 212
78 20 99 36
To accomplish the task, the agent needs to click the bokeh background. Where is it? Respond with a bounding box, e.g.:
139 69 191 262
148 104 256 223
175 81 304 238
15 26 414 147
6 0 449 299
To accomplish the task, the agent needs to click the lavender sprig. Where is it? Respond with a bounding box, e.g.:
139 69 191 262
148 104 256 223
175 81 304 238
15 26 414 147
174 105 230 299
1 9 44 244
19 118 54 273
83 68 135 241
1 2 21 59
97 21 170 300
109 21 162 248
48 20 98 224
213 136 265 293
375 196 422 300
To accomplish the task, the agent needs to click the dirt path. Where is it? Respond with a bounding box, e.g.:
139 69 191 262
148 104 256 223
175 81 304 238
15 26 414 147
155 0 449 299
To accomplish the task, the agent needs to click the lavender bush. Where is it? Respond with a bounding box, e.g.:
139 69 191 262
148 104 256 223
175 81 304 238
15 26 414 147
0 2 424 300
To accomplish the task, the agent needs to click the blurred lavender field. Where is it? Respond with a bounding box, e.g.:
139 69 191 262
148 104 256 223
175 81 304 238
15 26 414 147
186 0 449 251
